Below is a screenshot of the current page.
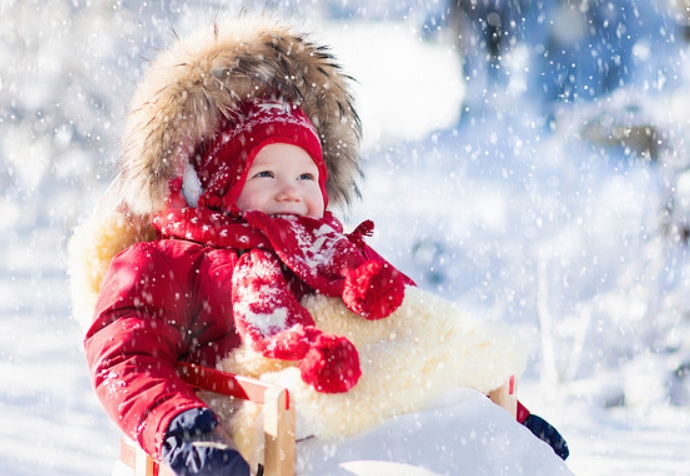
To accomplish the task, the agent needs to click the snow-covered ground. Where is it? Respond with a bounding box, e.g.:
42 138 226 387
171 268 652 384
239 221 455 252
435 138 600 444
2 2 690 475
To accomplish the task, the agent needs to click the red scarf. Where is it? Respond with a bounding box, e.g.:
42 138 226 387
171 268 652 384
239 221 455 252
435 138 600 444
151 206 380 393
151 204 402 394
152 206 270 250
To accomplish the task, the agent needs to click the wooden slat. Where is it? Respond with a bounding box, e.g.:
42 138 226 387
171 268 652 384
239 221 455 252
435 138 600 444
263 386 296 476
488 375 517 419
176 361 290 409
135 443 154 476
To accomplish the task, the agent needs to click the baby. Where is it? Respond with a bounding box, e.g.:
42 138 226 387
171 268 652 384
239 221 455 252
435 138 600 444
152 98 408 393
84 97 409 476
74 20 567 476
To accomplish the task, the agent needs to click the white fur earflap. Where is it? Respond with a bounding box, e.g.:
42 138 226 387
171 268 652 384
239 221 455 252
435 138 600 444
208 286 527 468
182 161 202 207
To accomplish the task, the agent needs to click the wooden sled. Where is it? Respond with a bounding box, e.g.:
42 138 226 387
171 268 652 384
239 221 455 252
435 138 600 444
118 362 295 476
117 362 516 476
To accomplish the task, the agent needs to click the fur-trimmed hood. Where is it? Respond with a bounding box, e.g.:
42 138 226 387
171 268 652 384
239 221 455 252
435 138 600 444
68 18 362 330
118 17 362 216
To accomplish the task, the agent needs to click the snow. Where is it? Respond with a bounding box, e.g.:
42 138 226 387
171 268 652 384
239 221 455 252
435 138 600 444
2 1 690 475
295 388 572 475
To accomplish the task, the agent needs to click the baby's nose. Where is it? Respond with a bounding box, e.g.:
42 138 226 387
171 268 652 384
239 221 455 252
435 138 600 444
277 182 300 200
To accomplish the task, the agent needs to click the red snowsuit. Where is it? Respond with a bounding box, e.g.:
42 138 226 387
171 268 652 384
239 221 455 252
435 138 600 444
84 231 409 460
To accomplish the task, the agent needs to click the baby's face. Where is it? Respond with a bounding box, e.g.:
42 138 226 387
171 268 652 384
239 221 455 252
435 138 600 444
236 143 325 218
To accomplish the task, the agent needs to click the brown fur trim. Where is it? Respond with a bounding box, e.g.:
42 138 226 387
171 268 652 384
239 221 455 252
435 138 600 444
119 17 362 216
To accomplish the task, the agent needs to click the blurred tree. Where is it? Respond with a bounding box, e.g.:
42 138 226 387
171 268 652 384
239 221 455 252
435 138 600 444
435 0 684 116
0 0 164 231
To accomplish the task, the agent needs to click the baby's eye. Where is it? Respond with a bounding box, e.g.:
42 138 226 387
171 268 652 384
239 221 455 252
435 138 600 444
254 170 274 178
298 173 315 181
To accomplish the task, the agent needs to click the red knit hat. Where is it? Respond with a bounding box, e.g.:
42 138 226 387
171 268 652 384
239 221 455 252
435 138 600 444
187 99 327 215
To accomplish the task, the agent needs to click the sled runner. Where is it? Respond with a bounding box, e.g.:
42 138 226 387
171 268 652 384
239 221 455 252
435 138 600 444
118 362 295 476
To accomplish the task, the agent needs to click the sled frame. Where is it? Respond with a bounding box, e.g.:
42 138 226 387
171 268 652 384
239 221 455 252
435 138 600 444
488 375 518 419
119 362 295 476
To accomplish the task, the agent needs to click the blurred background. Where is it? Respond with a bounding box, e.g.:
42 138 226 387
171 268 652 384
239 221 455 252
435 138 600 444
2 0 690 474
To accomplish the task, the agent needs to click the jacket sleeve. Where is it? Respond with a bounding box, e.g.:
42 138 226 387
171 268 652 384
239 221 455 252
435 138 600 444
83 241 228 460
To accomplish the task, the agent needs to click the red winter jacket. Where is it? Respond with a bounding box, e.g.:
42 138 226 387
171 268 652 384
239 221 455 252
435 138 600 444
83 237 410 460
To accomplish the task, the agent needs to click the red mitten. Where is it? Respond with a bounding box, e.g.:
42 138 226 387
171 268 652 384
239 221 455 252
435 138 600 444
259 324 324 361
299 332 361 393
342 261 405 320
232 248 316 360
243 210 364 296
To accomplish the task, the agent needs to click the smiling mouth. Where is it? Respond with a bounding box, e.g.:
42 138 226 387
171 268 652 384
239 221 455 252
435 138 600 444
268 206 305 217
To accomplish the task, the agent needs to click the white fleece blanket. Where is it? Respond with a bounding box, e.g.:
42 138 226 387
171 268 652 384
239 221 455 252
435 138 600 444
205 286 527 468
